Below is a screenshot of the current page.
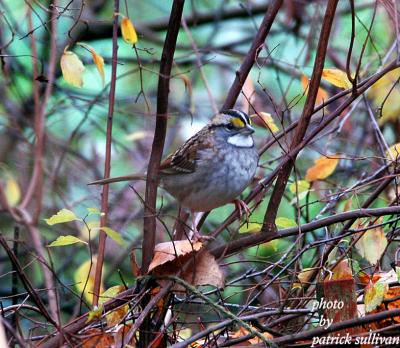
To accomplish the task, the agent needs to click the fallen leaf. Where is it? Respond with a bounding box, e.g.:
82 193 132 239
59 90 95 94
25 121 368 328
82 328 114 348
355 226 388 265
321 68 353 89
151 245 224 289
121 16 138 44
148 240 202 272
60 47 85 87
305 155 339 182
48 235 87 247
44 209 81 225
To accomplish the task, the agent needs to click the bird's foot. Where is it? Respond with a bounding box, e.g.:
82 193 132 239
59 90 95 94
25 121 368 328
191 230 214 243
232 199 251 223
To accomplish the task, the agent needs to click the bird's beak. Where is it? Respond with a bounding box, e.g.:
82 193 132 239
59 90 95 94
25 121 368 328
242 124 255 135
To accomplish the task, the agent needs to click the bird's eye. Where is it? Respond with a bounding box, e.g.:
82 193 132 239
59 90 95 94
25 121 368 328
225 123 235 130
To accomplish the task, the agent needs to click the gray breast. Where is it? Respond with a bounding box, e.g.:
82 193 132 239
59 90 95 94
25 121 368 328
161 142 258 212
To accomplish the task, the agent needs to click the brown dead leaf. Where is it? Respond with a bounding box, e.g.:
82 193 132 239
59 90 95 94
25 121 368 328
82 328 114 348
305 155 339 182
230 327 273 346
152 249 224 289
330 259 353 281
148 240 202 272
130 250 141 277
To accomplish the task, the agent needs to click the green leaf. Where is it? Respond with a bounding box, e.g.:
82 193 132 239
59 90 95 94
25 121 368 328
44 209 81 225
289 180 310 194
365 281 388 312
100 227 125 246
48 235 87 247
99 285 125 305
396 267 400 283
275 217 298 228
87 207 102 215
86 305 103 323
239 222 262 233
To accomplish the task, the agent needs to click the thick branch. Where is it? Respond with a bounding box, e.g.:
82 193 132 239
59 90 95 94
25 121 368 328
262 0 339 233
142 0 185 274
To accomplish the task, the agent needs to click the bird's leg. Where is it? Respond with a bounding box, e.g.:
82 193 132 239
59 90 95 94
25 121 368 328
232 199 251 224
190 211 213 241
189 211 201 241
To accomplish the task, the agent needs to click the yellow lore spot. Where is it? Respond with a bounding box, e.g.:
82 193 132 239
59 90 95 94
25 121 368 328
231 117 245 128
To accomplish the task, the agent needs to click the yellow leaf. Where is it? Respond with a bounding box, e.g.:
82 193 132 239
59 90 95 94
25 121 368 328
60 47 85 87
293 268 315 289
305 155 339 182
289 180 310 194
301 75 329 105
74 257 103 303
355 226 388 265
44 209 81 225
90 48 105 86
275 217 297 228
48 235 87 247
239 222 262 233
369 68 400 125
4 177 20 207
386 143 400 161
99 227 125 246
121 17 138 44
364 281 388 312
86 305 103 323
251 112 279 133
99 285 128 327
321 69 352 89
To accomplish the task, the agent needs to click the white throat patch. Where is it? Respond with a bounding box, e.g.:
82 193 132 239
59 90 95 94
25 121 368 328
227 134 254 148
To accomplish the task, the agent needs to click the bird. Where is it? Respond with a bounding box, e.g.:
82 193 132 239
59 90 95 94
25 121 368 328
89 109 259 240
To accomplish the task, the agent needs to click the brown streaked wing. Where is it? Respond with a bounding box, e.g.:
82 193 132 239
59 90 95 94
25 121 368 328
159 127 212 175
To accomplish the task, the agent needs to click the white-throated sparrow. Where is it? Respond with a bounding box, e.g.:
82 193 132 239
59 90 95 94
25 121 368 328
90 109 259 239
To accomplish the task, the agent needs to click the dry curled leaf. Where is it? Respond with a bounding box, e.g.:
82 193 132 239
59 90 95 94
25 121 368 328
305 155 339 182
90 48 105 86
148 240 203 272
149 241 224 289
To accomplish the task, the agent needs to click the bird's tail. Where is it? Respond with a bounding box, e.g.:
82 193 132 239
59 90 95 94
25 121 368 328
88 174 146 186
